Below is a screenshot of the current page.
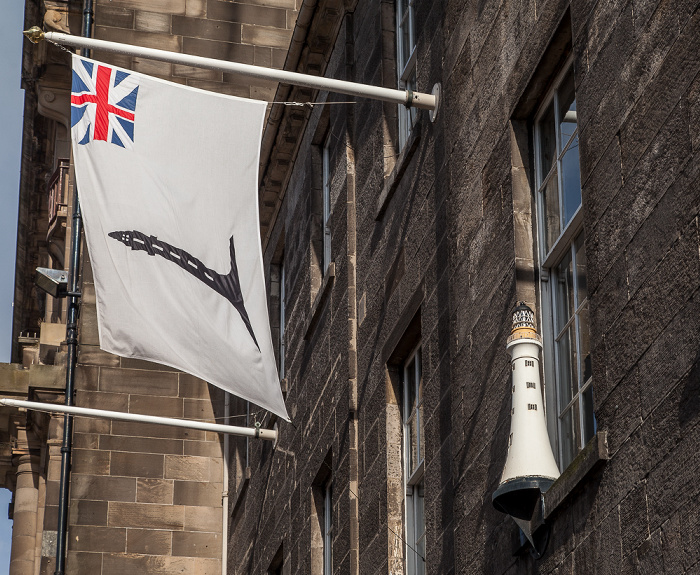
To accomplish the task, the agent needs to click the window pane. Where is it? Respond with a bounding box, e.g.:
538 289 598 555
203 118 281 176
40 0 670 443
409 412 419 475
416 536 426 575
539 103 557 178
398 0 414 68
279 261 285 378
558 68 577 148
561 134 581 227
542 172 560 253
581 385 596 445
416 348 423 403
401 24 412 66
554 249 573 334
559 403 577 469
406 356 416 417
417 410 424 466
400 0 410 23
574 233 587 308
415 481 425 575
416 351 424 465
322 138 332 275
414 482 425 542
578 301 592 384
406 484 415 575
556 324 575 409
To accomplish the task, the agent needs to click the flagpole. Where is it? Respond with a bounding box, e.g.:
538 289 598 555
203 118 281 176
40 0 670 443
52 5 92 573
22 27 440 113
0 398 278 441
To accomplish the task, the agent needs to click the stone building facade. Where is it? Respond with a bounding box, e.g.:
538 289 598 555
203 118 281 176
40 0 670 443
3 0 700 574
3 0 298 573
233 0 700 574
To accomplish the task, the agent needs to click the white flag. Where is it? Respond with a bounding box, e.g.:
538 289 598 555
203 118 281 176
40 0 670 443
70 54 288 421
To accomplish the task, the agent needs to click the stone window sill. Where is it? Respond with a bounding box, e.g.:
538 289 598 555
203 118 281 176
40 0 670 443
512 431 610 556
375 123 421 221
543 430 610 518
304 262 335 340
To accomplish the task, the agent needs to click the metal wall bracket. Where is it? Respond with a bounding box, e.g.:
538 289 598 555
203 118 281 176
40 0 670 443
429 83 441 123
513 494 550 558
35 268 68 298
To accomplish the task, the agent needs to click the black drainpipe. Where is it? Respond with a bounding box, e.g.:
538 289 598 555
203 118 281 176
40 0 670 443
53 1 91 573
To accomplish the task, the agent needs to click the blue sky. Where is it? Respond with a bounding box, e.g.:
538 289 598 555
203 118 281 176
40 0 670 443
0 2 27 573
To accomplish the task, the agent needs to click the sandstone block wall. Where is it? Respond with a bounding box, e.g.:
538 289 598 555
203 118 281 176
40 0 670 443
72 261 228 573
35 0 300 572
91 0 298 100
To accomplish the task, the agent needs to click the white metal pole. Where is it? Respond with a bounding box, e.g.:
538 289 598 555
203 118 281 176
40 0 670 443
222 392 230 575
0 398 277 441
30 29 438 111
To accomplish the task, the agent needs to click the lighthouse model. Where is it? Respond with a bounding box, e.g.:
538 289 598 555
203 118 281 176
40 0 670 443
492 303 561 520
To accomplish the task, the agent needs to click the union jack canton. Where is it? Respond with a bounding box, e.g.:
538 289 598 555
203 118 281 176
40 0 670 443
71 58 139 149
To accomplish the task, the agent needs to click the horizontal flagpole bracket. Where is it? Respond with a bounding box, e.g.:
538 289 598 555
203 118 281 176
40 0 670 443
429 83 441 122
0 398 278 441
38 30 438 112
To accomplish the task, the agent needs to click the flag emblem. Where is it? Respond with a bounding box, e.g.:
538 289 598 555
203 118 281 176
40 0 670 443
71 59 139 148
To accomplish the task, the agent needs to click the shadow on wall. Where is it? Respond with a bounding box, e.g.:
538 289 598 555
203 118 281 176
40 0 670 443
679 351 700 430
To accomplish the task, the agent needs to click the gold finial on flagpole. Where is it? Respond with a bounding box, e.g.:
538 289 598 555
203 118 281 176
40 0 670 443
23 27 45 43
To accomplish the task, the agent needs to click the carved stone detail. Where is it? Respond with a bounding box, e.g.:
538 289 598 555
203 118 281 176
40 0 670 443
37 84 70 131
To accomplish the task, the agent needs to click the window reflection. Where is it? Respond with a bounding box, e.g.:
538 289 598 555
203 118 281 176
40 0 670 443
574 233 587 307
560 406 576 469
554 250 573 334
543 174 560 253
582 386 595 442
579 303 592 383
539 103 557 178
536 63 595 469
561 135 581 227
403 345 425 575
558 68 577 146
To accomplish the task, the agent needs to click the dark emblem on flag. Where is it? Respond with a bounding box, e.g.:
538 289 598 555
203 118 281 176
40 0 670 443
108 230 259 350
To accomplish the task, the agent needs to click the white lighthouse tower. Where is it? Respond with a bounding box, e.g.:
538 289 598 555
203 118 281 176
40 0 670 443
492 302 560 521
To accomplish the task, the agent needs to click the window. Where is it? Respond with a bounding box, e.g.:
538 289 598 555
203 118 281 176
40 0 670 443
323 478 333 575
311 452 332 575
535 61 594 470
322 134 332 276
279 259 286 379
396 0 417 149
269 251 285 379
402 345 425 575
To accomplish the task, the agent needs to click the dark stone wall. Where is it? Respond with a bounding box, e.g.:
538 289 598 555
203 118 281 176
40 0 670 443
571 0 700 572
239 0 700 574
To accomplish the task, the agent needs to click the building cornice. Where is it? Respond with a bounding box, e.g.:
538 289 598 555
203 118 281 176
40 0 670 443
258 0 358 252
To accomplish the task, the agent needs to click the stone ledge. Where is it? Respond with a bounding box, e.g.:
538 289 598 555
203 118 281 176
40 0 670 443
511 431 610 557
304 262 335 340
544 430 610 518
0 363 65 398
375 123 422 221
